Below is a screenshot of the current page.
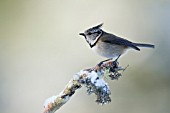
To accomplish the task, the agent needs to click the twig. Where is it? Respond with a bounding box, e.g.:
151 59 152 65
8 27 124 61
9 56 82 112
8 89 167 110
43 60 126 113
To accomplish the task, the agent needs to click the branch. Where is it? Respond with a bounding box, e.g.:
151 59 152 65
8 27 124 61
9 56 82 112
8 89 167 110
43 60 126 113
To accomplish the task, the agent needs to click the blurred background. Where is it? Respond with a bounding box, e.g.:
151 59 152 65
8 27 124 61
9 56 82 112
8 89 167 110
0 0 170 113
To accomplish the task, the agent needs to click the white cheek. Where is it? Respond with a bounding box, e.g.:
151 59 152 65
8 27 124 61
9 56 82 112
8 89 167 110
90 36 100 45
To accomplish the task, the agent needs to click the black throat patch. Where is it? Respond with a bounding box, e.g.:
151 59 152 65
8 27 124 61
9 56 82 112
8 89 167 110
90 36 101 48
90 32 103 48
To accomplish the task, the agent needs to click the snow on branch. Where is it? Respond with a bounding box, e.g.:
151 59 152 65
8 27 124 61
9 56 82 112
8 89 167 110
43 60 127 113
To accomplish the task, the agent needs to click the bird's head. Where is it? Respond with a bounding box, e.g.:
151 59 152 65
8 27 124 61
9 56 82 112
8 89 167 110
79 23 103 47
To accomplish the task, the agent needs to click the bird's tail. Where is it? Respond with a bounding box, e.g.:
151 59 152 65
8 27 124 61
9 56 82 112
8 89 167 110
133 43 155 48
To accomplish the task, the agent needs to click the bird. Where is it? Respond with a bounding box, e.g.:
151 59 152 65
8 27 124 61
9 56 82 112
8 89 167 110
79 23 154 63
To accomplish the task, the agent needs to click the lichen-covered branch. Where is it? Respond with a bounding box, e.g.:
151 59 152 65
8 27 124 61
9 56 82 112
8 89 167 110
43 61 126 113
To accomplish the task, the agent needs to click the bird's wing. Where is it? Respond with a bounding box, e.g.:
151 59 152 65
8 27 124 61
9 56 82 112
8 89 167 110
100 33 140 51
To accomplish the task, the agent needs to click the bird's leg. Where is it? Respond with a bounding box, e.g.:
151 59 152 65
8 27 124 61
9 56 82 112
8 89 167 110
115 54 121 62
97 58 112 67
106 55 121 74
111 54 121 68
95 55 121 71
95 58 112 72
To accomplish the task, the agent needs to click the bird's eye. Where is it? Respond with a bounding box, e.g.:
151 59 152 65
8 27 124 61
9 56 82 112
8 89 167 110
97 31 101 34
87 32 92 35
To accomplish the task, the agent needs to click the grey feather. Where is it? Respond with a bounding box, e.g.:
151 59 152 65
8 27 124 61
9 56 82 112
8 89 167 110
100 32 140 51
133 43 155 48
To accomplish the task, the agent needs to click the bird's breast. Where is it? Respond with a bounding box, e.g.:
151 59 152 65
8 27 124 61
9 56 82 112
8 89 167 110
92 41 127 58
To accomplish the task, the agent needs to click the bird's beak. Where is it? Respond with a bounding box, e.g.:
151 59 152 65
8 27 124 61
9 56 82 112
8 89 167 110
79 33 85 37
